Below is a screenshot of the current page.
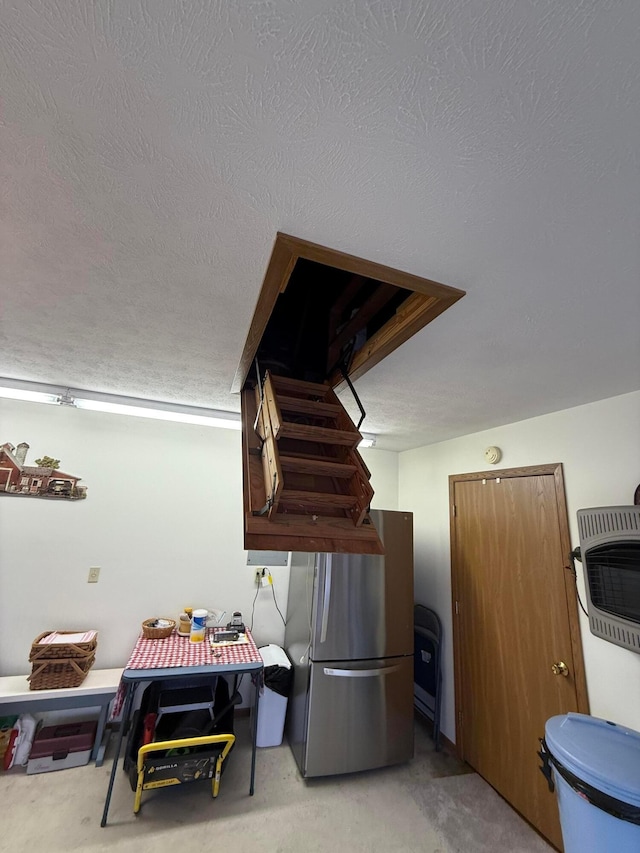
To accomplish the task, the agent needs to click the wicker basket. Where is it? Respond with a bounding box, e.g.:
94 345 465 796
141 618 176 639
28 653 96 690
29 631 98 662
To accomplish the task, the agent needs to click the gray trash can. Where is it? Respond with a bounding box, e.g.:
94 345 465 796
540 713 640 853
255 645 292 748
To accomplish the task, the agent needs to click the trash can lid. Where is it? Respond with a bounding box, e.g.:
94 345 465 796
258 644 291 669
545 713 640 807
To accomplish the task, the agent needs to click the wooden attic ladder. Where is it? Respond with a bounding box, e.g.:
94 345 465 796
241 372 383 554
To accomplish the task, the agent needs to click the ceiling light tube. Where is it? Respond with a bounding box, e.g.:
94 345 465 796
0 377 241 430
359 433 377 448
72 396 241 429
0 386 60 405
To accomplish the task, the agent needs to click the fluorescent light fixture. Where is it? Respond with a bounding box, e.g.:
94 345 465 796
73 396 240 429
0 386 59 405
0 378 241 430
359 433 377 448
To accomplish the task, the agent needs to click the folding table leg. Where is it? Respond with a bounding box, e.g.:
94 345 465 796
249 670 261 795
101 682 135 827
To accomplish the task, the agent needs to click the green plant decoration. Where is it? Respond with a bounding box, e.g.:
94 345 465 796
34 456 61 468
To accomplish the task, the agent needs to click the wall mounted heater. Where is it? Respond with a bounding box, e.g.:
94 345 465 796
577 506 640 654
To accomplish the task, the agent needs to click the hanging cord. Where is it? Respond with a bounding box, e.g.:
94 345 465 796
566 547 590 618
270 576 286 626
249 582 260 633
250 569 286 631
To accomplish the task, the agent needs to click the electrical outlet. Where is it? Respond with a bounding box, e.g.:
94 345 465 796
255 570 262 586
88 566 100 583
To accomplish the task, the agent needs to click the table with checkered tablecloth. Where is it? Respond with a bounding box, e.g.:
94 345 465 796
111 628 262 717
102 628 264 826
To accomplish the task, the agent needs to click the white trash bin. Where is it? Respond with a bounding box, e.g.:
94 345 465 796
256 645 292 748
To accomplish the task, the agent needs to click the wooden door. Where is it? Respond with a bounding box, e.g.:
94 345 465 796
450 464 589 851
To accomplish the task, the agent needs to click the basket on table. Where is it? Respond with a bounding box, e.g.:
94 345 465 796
28 630 98 691
141 618 176 639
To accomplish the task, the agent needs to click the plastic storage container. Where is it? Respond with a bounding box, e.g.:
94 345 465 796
542 713 640 853
256 645 292 748
27 720 97 774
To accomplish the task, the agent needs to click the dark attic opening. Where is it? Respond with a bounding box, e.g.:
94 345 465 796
234 233 465 555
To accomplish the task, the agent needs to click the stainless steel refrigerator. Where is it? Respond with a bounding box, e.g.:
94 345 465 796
283 509 414 778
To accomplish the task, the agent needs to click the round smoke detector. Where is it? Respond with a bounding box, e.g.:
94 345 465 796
484 446 502 465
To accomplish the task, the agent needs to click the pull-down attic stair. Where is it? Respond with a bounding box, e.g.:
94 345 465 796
242 372 382 554
236 233 465 555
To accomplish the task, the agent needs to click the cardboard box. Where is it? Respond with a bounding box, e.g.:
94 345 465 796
27 720 96 775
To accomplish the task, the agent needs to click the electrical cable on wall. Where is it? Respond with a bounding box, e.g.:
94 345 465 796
249 582 260 633
270 577 286 626
250 568 286 633
567 548 590 618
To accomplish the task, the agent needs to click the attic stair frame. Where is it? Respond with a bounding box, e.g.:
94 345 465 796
235 233 465 555
241 373 383 555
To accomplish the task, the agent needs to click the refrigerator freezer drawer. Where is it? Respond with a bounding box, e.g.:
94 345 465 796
302 656 413 778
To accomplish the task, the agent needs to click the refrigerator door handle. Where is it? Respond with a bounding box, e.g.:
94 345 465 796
323 665 402 678
319 555 332 644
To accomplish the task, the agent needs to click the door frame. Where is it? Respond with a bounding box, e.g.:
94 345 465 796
449 462 589 761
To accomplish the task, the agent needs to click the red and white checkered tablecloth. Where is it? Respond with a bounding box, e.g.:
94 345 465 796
124 628 262 670
110 628 262 718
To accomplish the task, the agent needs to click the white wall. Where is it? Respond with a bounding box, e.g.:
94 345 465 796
362 447 398 512
15 389 639 740
400 390 640 743
5 391 638 734
0 399 399 690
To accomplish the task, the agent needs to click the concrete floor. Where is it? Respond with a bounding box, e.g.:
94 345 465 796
0 715 552 852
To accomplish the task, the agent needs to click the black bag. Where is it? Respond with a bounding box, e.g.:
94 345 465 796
263 662 293 698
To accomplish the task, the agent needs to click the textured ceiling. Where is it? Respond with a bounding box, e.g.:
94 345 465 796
1 0 638 451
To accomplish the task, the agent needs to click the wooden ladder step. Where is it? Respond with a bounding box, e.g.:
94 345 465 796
278 394 342 419
275 447 349 463
280 455 357 478
279 490 358 511
269 374 332 398
279 422 360 447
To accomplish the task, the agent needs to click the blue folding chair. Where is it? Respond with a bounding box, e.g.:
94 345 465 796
413 604 443 750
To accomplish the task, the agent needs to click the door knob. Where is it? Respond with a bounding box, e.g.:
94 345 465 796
551 661 569 677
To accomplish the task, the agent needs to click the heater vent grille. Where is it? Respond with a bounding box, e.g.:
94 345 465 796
578 507 640 543
577 506 640 654
590 614 640 653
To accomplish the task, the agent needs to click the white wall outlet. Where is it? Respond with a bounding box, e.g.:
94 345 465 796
255 570 262 586
88 566 100 583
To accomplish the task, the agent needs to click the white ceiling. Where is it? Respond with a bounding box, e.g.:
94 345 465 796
1 1 638 451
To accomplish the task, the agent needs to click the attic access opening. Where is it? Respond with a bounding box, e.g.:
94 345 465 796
235 233 465 555
233 233 465 394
